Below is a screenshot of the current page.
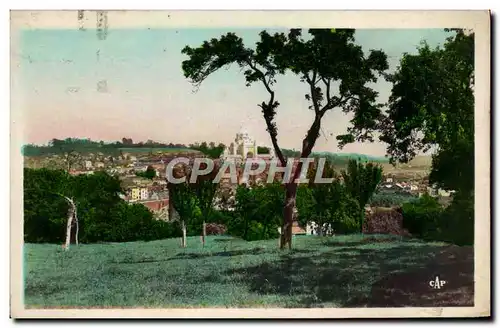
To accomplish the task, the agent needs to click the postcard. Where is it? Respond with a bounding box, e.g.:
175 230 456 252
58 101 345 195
10 10 491 318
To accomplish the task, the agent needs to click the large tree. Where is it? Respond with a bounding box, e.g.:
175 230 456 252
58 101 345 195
380 29 474 198
181 29 388 249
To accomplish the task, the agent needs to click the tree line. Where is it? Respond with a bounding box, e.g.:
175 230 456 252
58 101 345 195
22 138 190 157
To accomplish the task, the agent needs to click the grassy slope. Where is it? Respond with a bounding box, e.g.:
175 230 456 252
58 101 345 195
24 234 472 308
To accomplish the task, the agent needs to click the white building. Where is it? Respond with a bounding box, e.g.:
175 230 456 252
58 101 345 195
140 188 149 200
222 127 276 161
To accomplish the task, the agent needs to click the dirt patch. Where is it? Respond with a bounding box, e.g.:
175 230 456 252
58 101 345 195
359 245 474 307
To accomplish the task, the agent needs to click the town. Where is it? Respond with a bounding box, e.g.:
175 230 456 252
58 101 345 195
23 128 451 232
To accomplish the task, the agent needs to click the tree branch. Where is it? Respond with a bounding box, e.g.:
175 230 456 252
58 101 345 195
306 73 320 114
321 77 331 107
247 59 287 165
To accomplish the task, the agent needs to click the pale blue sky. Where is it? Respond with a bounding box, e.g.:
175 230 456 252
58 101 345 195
17 28 450 156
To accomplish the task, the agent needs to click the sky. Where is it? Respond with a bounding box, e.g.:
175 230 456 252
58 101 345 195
15 28 450 156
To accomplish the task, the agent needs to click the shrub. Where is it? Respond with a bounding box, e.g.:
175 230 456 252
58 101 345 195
363 207 410 236
205 223 227 235
245 221 280 241
330 195 362 234
401 194 444 240
439 193 474 246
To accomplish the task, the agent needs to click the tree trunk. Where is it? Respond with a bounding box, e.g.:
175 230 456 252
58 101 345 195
202 221 206 246
280 183 298 250
181 220 187 248
63 197 77 251
74 206 79 245
64 206 73 251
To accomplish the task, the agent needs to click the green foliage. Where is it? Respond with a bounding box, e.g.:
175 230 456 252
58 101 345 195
439 192 474 246
189 141 226 159
342 159 383 210
135 166 156 179
381 29 474 196
369 192 419 207
257 146 270 154
22 137 189 157
167 165 221 237
229 183 283 241
24 168 177 243
402 194 444 241
168 180 199 227
296 163 361 235
401 192 473 246
192 178 219 223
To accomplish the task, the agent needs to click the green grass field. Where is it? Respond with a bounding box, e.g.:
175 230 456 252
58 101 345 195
24 234 473 308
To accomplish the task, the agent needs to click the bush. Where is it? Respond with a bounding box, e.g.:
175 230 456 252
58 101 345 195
363 207 410 236
245 221 280 241
330 195 362 234
205 223 227 235
439 193 474 245
401 194 444 240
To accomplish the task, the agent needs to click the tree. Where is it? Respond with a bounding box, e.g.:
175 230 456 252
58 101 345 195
190 161 220 246
341 159 383 231
167 164 199 247
49 138 82 171
230 183 283 241
122 137 133 145
136 165 156 179
24 168 77 245
190 141 226 159
380 29 474 197
257 146 270 154
182 29 388 249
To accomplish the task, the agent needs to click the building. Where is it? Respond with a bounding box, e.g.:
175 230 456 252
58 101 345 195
140 199 169 213
222 127 276 161
140 188 149 200
130 187 150 202
130 188 141 201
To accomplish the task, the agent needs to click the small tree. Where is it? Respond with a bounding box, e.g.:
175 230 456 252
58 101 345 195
191 161 220 246
168 180 197 248
136 165 156 179
182 29 388 249
341 159 383 231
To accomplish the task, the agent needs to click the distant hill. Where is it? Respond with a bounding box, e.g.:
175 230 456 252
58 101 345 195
312 152 390 163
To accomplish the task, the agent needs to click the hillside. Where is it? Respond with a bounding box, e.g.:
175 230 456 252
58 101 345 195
24 234 473 308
